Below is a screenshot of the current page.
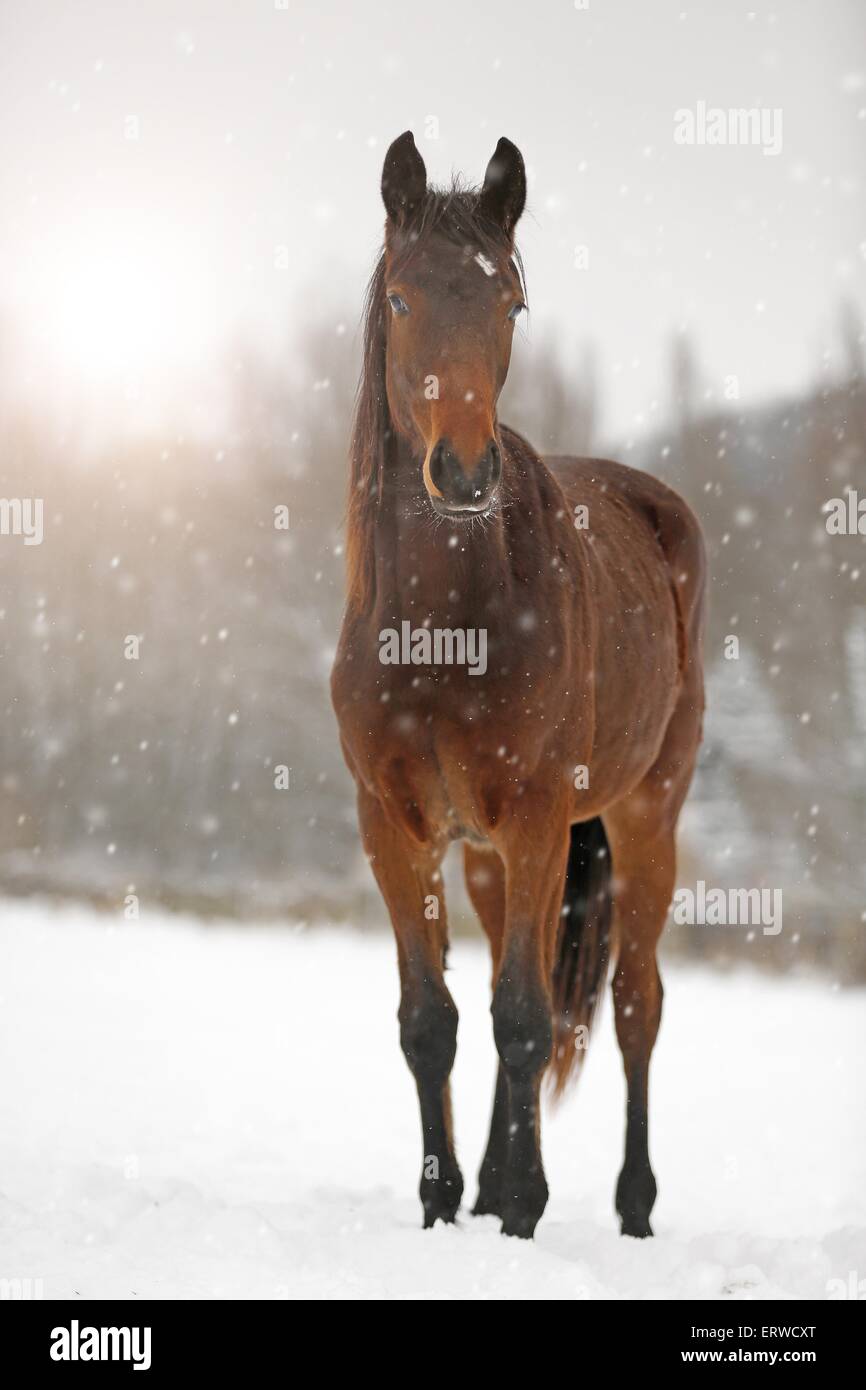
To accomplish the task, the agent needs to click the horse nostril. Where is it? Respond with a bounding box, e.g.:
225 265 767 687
473 440 501 498
428 438 472 502
428 439 449 493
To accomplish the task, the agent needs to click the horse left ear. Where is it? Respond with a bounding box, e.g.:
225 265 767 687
479 137 526 239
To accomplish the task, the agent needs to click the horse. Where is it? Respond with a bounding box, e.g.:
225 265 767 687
331 132 706 1240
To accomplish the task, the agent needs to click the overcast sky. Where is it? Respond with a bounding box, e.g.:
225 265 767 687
1 0 864 441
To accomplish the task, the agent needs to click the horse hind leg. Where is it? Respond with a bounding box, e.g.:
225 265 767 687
463 843 508 1218
601 587 704 1237
602 793 678 1238
607 540 706 1233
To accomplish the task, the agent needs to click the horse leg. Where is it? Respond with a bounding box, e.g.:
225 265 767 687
463 843 508 1217
602 799 677 1238
491 805 571 1238
358 786 463 1228
602 623 703 1238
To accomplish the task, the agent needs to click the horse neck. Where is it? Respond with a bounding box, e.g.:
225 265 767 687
370 436 514 627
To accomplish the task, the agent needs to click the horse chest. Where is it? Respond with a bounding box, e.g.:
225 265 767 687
339 652 564 844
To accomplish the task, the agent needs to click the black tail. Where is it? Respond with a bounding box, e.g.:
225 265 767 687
548 817 612 1098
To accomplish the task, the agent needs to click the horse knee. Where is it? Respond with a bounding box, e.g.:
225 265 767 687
399 989 458 1085
491 974 552 1079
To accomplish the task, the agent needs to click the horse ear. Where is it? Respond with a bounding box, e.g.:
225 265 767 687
478 137 526 239
381 131 427 227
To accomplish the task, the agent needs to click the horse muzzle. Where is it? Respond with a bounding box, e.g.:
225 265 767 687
424 437 501 517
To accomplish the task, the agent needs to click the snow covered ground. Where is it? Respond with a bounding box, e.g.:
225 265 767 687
0 899 863 1300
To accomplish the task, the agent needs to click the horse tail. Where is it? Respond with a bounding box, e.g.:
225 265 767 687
548 817 612 1098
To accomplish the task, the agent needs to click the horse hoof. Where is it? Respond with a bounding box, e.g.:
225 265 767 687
616 1166 656 1238
500 1208 540 1239
620 1214 654 1238
471 1194 502 1218
500 1180 547 1238
420 1169 463 1228
423 1206 458 1229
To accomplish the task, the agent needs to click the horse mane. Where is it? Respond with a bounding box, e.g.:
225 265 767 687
346 180 526 610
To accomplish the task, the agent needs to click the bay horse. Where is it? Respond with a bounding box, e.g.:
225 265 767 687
331 132 706 1239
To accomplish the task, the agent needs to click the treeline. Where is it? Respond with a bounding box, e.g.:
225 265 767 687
0 306 863 975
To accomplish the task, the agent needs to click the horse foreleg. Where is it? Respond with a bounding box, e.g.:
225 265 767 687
463 843 509 1217
491 804 570 1238
357 786 463 1229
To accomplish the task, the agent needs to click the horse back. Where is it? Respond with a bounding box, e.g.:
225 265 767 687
544 452 707 645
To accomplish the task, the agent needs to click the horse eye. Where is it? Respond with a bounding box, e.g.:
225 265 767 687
507 302 526 322
387 293 410 316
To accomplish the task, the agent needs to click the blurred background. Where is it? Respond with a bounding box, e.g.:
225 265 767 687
1 0 864 975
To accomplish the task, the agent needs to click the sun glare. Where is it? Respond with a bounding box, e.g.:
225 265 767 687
25 212 219 399
50 255 171 383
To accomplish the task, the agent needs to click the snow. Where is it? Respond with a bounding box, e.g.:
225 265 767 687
1 899 863 1300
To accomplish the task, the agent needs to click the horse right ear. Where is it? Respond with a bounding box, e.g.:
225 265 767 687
381 131 427 227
